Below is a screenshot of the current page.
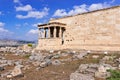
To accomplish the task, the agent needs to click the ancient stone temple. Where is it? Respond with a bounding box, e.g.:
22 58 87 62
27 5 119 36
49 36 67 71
36 6 120 51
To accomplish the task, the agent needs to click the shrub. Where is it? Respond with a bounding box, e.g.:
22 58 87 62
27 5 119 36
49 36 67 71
107 69 120 80
28 43 32 47
24 54 31 58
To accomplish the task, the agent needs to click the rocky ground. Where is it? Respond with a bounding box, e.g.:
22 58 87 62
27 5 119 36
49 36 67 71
0 47 120 80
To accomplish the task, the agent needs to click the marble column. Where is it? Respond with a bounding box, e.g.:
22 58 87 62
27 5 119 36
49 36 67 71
43 28 45 38
59 27 62 38
54 27 56 38
48 27 50 38
45 28 47 38
39 28 41 38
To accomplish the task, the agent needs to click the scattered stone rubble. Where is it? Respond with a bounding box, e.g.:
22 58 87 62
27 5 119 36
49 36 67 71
0 47 120 80
70 72 94 80
0 47 32 54
70 63 115 80
7 66 23 78
70 52 120 80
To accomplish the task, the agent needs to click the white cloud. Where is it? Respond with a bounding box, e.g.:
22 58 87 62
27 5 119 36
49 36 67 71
0 22 14 38
16 7 49 19
68 4 88 15
32 23 42 27
0 28 9 33
0 12 2 15
0 28 14 39
53 4 88 17
53 9 67 17
88 3 110 11
16 24 21 27
15 24 21 29
111 0 115 3
28 29 38 34
0 22 5 27
53 2 111 17
23 22 29 26
13 0 22 5
13 0 19 3
26 29 38 40
15 5 32 11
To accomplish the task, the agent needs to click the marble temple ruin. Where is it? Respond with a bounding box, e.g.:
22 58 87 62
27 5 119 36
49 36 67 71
36 6 120 51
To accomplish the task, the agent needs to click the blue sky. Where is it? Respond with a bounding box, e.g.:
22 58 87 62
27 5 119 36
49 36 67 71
0 0 120 41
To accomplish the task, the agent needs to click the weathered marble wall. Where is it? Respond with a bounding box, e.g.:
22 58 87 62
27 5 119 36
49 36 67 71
37 6 120 51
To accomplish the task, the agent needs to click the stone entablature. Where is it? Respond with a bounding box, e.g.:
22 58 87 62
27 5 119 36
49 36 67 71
38 22 66 39
36 6 120 51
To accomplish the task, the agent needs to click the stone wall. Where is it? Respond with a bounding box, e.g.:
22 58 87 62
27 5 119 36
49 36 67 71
36 38 63 50
48 6 120 51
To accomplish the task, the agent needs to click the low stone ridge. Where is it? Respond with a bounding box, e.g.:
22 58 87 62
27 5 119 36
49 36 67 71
70 73 95 80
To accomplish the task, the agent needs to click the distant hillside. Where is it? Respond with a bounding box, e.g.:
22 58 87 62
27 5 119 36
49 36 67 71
0 39 36 47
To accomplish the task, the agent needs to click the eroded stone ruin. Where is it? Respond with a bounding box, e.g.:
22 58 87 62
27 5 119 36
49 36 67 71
36 6 120 51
